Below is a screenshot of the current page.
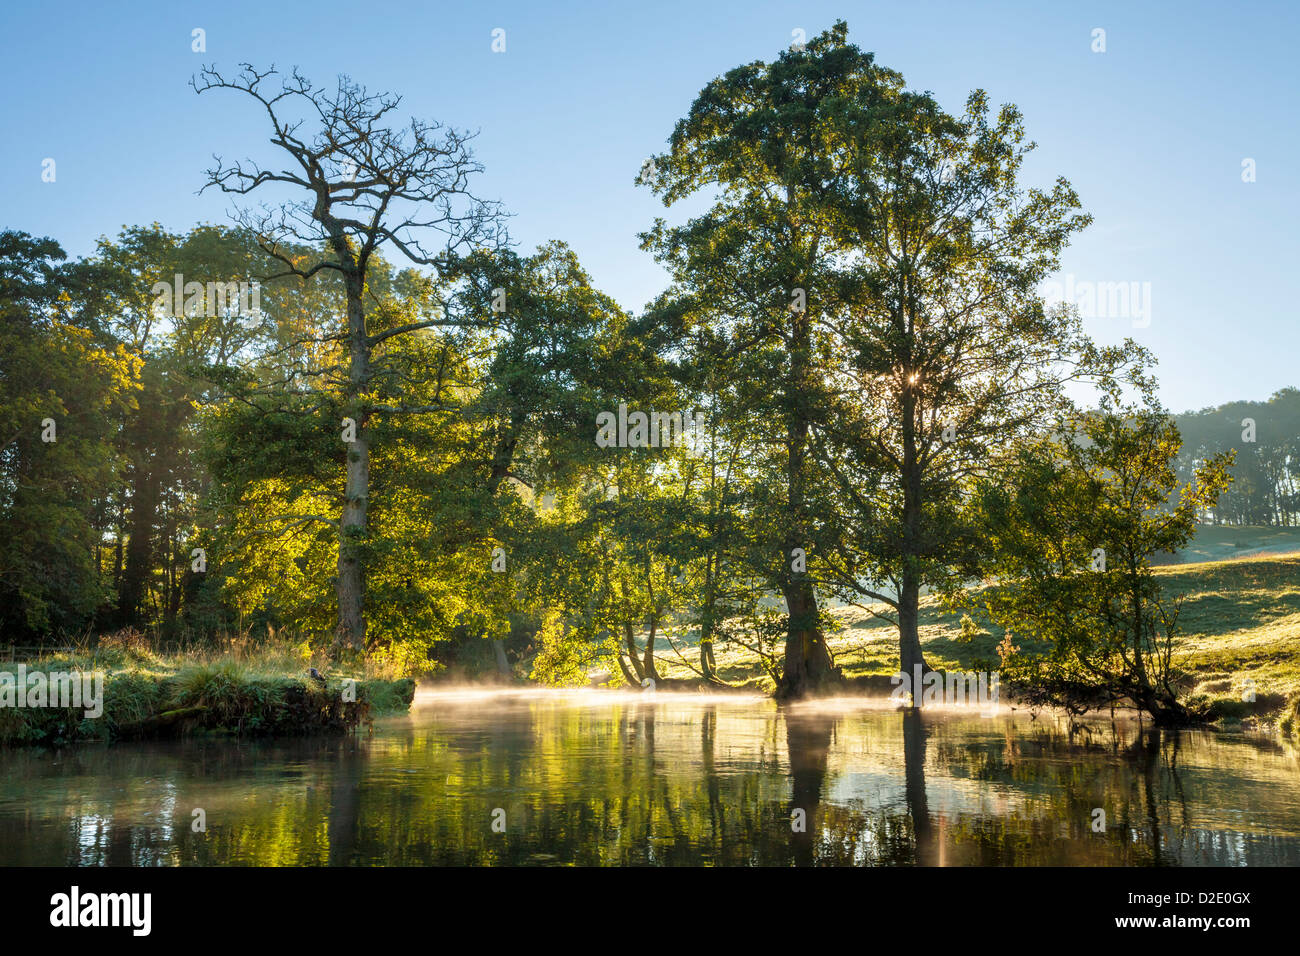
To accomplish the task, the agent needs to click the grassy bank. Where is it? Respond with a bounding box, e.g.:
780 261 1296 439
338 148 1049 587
654 553 1300 735
1172 524 1300 564
0 638 415 746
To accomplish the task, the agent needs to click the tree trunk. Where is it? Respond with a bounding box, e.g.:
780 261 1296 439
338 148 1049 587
778 294 836 699
164 516 180 629
112 499 124 595
616 653 641 688
642 616 660 682
780 580 835 698
898 572 927 677
118 465 157 626
492 638 511 677
700 554 717 681
624 623 644 681
336 277 369 651
700 633 717 682
898 366 930 683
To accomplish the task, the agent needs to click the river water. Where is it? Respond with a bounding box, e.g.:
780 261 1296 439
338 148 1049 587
2 688 1297 865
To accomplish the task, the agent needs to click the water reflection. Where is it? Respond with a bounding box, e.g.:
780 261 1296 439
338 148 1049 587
0 689 1296 866
785 708 833 866
902 708 937 866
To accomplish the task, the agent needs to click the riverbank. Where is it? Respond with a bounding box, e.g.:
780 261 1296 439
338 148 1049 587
0 642 415 746
650 554 1300 737
12 552 1294 743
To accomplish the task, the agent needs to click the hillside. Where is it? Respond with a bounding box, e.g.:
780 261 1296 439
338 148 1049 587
1176 524 1300 564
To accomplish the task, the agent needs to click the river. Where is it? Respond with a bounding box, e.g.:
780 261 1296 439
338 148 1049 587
1 688 1297 865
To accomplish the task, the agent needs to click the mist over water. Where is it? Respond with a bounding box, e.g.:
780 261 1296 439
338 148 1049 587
1 687 1297 866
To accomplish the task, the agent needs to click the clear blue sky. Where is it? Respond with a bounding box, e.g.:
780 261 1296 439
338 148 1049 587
2 0 1296 413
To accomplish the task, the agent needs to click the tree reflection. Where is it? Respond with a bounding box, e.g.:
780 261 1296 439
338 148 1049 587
784 708 836 865
902 707 937 866
327 739 363 865
0 694 1296 866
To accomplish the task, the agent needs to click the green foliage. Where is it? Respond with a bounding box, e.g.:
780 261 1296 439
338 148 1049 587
528 611 605 686
970 402 1233 723
638 21 1150 691
0 231 142 637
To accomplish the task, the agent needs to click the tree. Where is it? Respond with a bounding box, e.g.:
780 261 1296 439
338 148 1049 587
642 22 1146 696
91 224 274 632
0 232 140 638
970 402 1233 725
641 24 861 696
194 64 504 649
199 254 476 669
198 238 636 673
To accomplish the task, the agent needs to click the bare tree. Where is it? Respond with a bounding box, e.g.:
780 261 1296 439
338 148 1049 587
194 63 504 650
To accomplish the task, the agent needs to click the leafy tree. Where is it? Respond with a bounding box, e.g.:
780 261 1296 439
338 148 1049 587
970 402 1233 725
810 59 1147 683
200 239 637 672
641 23 867 695
0 232 140 638
90 225 275 631
642 22 1146 695
194 63 504 649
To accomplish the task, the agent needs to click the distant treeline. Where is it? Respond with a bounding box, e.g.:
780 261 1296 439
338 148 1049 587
1175 389 1300 526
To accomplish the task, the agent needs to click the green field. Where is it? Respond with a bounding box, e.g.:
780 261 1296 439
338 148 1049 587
1172 524 1300 564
